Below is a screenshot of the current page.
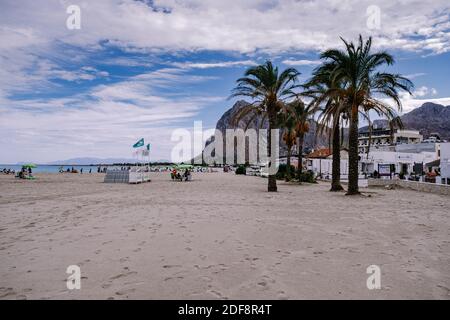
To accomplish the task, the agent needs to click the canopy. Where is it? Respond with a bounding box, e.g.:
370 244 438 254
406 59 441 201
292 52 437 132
175 164 194 170
22 164 37 168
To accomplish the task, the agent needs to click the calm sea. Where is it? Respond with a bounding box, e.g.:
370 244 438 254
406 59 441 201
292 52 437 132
0 164 112 173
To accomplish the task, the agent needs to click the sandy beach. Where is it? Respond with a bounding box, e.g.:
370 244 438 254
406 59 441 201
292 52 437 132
0 172 449 299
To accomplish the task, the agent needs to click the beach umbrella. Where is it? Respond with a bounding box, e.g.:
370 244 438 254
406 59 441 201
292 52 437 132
22 164 37 168
175 164 194 170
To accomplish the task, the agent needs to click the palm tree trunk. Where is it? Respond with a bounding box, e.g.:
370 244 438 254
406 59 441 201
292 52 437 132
286 146 291 181
347 106 360 195
330 121 344 191
267 111 277 192
297 133 304 180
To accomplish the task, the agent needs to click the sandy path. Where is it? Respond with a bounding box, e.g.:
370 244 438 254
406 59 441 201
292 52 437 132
0 172 449 299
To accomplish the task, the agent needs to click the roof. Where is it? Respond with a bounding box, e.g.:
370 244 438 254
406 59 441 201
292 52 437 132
425 159 440 167
307 148 332 159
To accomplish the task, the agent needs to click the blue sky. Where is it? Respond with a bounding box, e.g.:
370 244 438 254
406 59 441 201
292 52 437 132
0 0 449 163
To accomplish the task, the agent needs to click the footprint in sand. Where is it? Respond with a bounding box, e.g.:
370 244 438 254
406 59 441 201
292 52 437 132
277 290 289 300
0 287 16 298
102 283 112 289
164 276 184 281
162 264 182 269
109 271 137 280
115 288 136 297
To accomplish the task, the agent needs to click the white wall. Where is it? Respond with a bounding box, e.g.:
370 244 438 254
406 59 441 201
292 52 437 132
307 149 439 178
363 150 437 174
307 158 349 178
440 143 450 179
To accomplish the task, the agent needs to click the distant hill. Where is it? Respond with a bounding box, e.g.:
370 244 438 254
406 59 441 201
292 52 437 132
401 102 450 140
43 157 140 165
359 102 450 140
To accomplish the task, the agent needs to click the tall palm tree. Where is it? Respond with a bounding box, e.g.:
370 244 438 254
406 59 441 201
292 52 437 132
230 61 300 192
277 110 297 181
304 68 345 191
288 99 314 180
317 36 413 195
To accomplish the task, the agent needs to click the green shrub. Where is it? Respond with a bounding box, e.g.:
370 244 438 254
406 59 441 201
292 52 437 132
299 170 316 183
276 164 295 180
235 165 246 175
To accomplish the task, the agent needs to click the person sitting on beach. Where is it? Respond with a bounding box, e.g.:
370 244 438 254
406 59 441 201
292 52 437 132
171 169 177 180
183 169 191 181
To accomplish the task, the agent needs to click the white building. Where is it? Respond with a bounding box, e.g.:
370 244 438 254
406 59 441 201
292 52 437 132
360 150 436 177
440 143 450 185
358 125 423 154
306 149 351 179
306 145 441 182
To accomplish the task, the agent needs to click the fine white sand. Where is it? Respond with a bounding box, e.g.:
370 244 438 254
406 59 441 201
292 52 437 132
0 172 449 299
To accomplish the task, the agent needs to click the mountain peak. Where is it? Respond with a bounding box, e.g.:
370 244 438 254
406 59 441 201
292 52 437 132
401 102 450 139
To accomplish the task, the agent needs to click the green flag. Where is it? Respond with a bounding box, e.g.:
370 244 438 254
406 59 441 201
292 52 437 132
133 138 144 148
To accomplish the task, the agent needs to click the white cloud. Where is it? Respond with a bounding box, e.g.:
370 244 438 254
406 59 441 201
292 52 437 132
412 86 438 98
282 59 322 66
172 60 257 69
401 97 450 113
1 0 449 94
0 67 225 163
398 89 448 113
404 73 427 80
1 0 449 55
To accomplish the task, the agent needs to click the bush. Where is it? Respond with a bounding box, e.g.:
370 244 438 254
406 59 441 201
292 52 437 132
235 165 246 175
298 170 316 183
275 164 296 180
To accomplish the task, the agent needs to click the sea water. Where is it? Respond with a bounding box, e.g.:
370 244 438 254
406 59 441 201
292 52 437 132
0 165 110 174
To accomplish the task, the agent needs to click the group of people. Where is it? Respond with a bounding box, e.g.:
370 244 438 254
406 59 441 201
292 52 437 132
16 166 33 179
1 168 15 175
59 166 108 174
171 168 192 182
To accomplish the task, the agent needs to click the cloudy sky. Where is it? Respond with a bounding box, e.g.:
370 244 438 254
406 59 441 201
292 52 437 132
1 0 449 163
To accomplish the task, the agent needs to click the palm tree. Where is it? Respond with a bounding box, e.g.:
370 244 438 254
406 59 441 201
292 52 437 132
277 109 297 181
304 67 346 191
288 99 314 180
317 36 413 195
230 61 300 192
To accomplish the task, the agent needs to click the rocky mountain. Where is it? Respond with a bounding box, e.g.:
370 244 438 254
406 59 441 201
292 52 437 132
358 102 450 139
201 101 449 161
401 102 450 140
